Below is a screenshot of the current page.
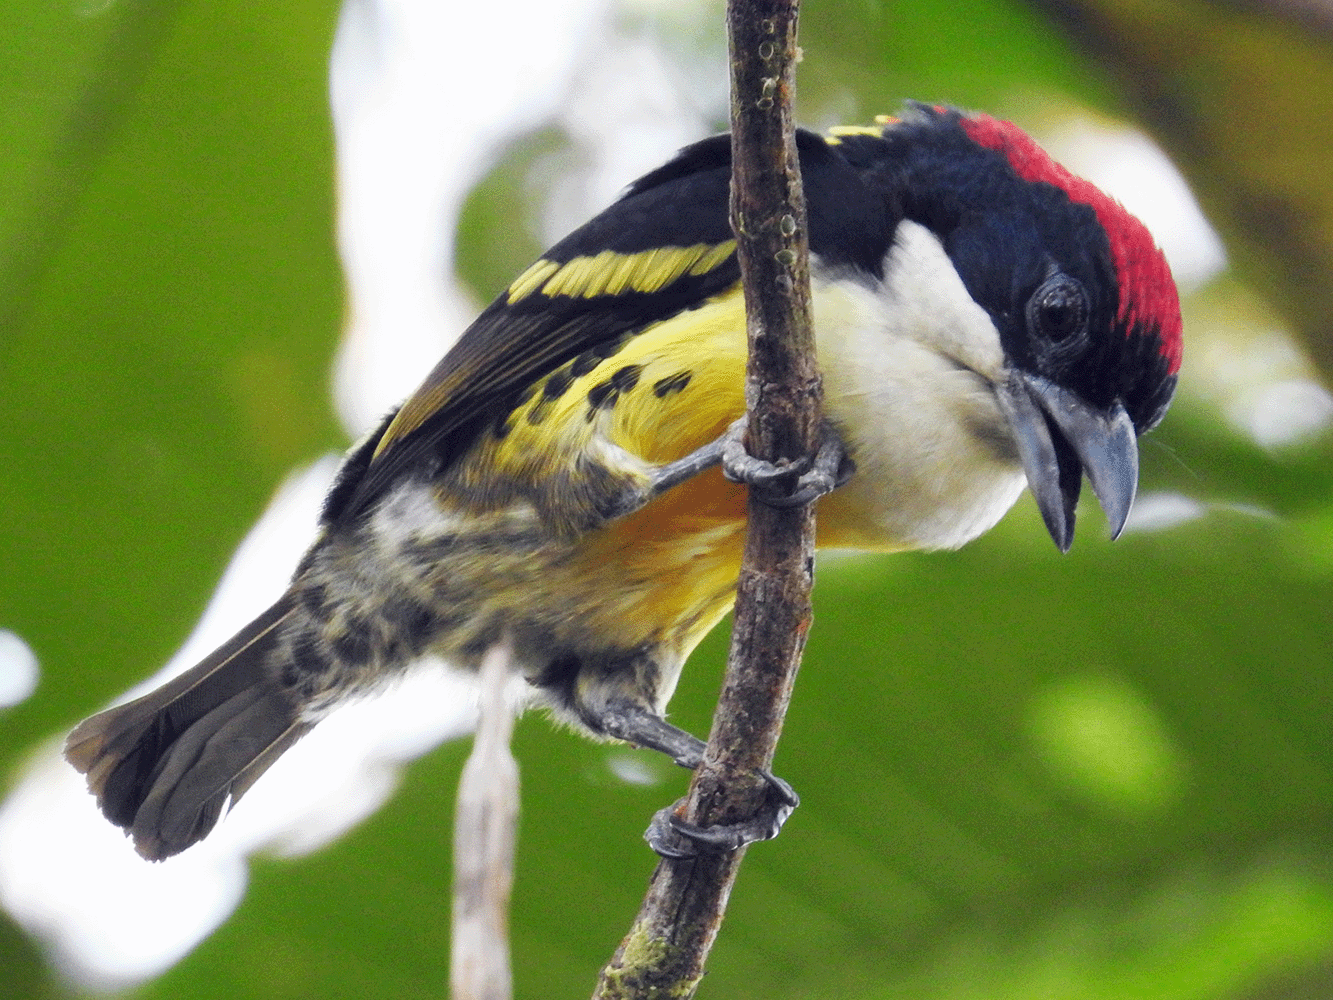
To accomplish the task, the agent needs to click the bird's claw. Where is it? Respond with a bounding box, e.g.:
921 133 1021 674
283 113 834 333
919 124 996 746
721 417 854 507
644 770 800 859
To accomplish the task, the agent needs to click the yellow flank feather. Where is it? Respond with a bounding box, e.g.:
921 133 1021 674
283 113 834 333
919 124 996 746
495 285 748 467
458 286 753 667
563 286 751 661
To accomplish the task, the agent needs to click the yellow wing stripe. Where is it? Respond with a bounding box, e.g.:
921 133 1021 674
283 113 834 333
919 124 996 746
824 124 886 145
688 240 738 276
507 241 737 304
506 259 560 302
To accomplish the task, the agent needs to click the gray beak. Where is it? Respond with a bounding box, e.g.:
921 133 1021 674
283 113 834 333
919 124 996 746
995 371 1139 553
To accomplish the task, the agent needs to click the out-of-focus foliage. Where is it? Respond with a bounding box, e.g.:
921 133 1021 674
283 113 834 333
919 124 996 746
0 0 344 988
1028 0 1333 385
2 2 1331 1000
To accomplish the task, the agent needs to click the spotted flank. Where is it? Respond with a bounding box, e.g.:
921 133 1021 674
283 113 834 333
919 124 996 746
466 283 748 499
507 242 737 304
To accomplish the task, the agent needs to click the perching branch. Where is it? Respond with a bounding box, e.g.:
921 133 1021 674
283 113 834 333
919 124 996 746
591 2 819 997
452 640 519 1000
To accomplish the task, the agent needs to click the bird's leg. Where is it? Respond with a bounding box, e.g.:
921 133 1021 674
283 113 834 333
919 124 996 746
597 701 799 859
650 416 854 506
646 434 729 496
597 700 708 769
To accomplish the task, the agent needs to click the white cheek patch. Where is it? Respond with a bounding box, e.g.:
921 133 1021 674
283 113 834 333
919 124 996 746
812 222 1028 552
877 221 1007 381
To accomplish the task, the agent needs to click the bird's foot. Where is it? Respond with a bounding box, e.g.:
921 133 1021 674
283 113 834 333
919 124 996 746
721 417 854 507
645 770 799 859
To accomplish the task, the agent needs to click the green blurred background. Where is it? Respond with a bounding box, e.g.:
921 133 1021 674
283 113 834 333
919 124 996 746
2 0 1332 997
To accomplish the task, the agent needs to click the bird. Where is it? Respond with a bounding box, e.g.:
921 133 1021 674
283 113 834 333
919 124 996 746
66 103 1182 862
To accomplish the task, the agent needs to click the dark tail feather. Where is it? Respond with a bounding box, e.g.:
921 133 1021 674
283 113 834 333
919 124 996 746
65 593 312 861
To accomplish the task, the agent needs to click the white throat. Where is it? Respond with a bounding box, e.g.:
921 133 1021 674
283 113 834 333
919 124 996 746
815 220 1028 551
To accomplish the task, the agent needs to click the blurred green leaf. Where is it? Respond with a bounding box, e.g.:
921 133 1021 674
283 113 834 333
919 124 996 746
0 0 342 988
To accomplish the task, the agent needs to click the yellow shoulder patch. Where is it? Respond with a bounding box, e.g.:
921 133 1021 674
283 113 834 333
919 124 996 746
507 241 736 304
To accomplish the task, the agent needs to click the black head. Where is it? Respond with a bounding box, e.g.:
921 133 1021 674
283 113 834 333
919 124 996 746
844 105 1183 548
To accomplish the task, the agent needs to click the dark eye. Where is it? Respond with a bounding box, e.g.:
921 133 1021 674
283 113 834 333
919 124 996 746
1028 274 1088 343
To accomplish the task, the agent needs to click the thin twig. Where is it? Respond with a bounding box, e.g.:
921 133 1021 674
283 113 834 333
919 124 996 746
591 1 818 996
452 640 519 1000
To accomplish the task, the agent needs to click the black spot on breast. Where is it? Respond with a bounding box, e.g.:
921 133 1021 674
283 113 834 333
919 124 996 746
586 364 644 418
653 371 692 397
544 368 575 399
